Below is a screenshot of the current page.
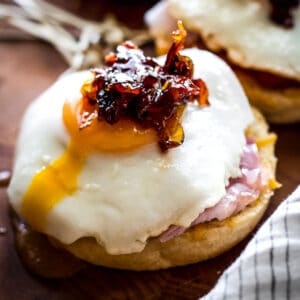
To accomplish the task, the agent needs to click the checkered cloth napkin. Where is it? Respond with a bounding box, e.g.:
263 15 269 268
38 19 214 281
202 186 300 300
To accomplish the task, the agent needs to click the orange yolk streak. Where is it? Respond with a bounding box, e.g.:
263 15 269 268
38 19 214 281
21 98 156 232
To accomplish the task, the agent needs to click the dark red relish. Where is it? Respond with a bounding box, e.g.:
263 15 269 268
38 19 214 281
80 21 209 152
269 0 299 28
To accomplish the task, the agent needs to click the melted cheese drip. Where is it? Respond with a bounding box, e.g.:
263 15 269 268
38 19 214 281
21 99 156 231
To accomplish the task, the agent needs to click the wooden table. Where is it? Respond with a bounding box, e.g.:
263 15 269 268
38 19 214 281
0 1 299 299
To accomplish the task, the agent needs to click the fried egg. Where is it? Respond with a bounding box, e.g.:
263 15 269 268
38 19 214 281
8 49 253 255
165 0 300 80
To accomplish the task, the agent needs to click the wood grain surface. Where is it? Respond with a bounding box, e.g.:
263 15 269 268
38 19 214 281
0 1 299 299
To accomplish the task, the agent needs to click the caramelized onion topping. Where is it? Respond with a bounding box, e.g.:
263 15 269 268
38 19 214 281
269 0 299 28
80 21 209 151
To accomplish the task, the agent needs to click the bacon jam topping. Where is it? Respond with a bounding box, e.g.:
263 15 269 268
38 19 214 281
269 0 299 28
80 21 209 152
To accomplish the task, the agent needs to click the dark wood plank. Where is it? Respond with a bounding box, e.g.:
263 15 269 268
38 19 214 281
0 1 299 299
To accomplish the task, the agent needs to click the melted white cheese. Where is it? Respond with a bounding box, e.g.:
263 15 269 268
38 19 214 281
8 49 253 254
151 0 300 80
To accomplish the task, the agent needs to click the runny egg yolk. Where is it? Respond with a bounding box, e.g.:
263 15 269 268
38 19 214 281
21 97 156 232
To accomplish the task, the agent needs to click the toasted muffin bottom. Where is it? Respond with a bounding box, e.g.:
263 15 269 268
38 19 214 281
235 70 300 124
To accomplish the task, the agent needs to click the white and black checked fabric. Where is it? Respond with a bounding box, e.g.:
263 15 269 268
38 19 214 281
202 186 300 300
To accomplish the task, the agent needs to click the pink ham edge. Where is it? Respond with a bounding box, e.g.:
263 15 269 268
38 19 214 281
159 138 269 243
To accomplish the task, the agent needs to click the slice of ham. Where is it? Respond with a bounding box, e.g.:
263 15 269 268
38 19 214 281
159 138 269 243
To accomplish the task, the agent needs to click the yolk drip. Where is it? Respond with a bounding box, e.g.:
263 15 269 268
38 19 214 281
21 142 85 231
21 98 156 232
